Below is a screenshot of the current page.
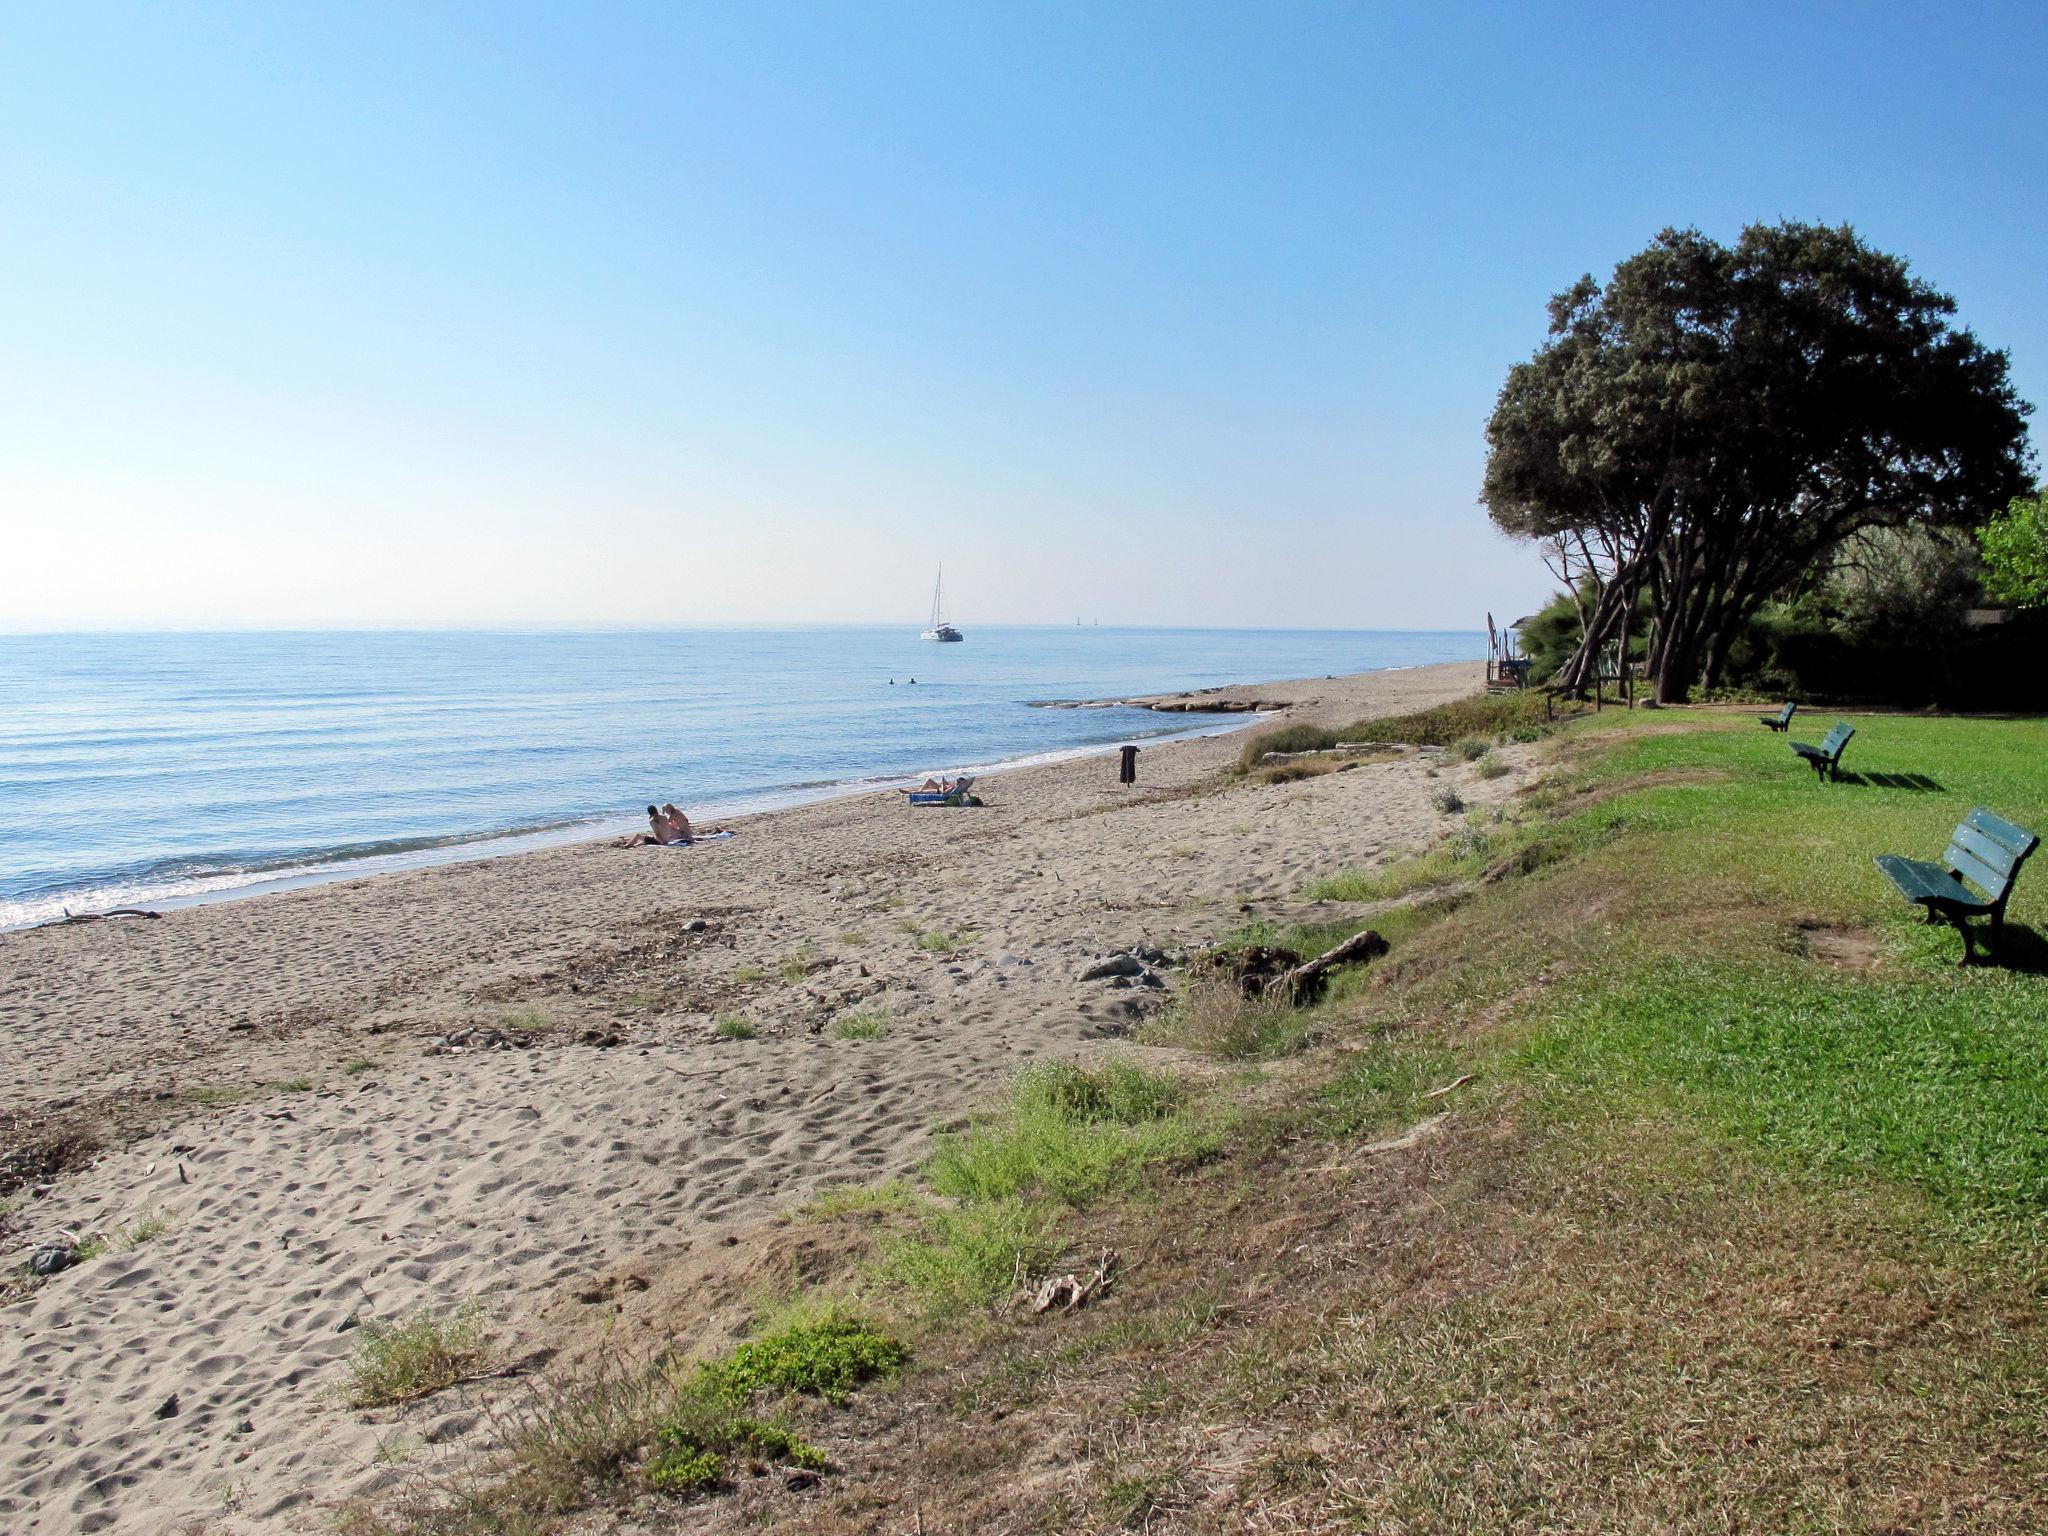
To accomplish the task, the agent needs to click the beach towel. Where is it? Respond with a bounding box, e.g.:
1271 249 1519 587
657 830 736 845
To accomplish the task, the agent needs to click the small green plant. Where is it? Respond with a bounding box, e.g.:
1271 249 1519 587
732 964 767 985
1432 786 1466 814
875 893 906 912
797 1178 919 1220
343 1058 376 1075
1472 750 1509 780
188 1083 255 1106
779 946 819 983
1453 734 1490 761
914 926 964 955
833 1009 890 1041
713 1014 757 1041
274 1077 314 1094
837 929 868 946
645 1439 722 1495
342 1303 487 1408
699 1306 907 1405
504 1004 548 1036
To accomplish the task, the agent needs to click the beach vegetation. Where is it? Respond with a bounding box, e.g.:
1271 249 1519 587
778 945 820 982
911 925 966 954
1428 786 1464 814
74 1209 173 1263
1236 690 1561 772
875 1060 1213 1313
731 964 767 985
340 1295 891 1531
1471 749 1509 779
712 1013 756 1040
796 1177 919 1220
1251 755 1343 785
503 1004 548 1037
187 1082 256 1106
344 1057 376 1074
1452 734 1489 761
696 1302 906 1404
832 1008 890 1041
1143 980 1318 1060
342 1303 488 1409
273 1077 314 1094
836 927 867 946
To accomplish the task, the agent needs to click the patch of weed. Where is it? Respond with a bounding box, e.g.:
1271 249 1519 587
713 1014 757 1041
833 1009 891 1041
342 1303 487 1409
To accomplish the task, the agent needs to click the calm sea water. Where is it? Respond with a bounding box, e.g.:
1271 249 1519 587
0 627 1479 928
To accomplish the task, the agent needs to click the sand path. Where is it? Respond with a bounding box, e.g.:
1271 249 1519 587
0 660 1499 1533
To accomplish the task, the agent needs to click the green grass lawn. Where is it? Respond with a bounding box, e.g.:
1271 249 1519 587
1323 708 2048 1245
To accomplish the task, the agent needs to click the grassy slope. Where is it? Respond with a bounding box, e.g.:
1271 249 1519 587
812 708 2048 1535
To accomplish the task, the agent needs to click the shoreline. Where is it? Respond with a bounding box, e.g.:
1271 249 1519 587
5 686 1295 934
1 657 1492 1535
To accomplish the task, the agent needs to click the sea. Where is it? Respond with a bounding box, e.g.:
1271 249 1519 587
0 627 1480 929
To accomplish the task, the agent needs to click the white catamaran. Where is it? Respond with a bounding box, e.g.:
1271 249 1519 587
920 568 963 642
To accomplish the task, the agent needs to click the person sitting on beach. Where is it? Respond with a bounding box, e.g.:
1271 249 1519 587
617 803 725 847
615 804 673 847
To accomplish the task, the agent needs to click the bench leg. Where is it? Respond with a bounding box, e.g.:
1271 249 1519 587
1956 914 1977 966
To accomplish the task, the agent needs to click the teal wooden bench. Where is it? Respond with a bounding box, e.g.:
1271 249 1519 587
1875 808 2038 963
1759 701 1797 732
1790 721 1854 781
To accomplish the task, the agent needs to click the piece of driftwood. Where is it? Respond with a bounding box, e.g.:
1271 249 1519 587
41 907 162 928
1268 929 1388 1003
1022 1250 1117 1313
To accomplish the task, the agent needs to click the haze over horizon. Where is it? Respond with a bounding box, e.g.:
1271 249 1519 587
4 3 2043 634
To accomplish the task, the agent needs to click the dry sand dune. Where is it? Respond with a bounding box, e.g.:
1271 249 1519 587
0 660 1502 1534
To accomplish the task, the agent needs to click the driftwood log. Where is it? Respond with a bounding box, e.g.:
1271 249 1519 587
40 907 162 928
1267 928 1388 1003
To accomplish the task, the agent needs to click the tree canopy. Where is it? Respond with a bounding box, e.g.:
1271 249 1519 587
1482 222 2034 701
1978 491 2048 607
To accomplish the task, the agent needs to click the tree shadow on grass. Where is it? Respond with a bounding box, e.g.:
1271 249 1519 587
1836 771 1947 792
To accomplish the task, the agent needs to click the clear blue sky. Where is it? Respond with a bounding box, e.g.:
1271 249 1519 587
3 3 2042 631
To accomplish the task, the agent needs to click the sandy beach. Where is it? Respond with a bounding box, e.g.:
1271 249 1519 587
0 659 1504 1534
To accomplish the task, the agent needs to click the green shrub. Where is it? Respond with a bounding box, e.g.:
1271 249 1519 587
1453 735 1490 761
1473 751 1509 779
713 1014 756 1040
701 1307 907 1405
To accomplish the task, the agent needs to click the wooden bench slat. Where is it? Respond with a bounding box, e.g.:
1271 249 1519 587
1967 807 2041 859
1943 846 2009 902
1947 824 2023 889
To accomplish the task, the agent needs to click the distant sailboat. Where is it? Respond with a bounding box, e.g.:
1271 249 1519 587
921 568 964 642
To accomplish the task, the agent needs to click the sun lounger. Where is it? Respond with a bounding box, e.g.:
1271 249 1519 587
907 775 979 807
